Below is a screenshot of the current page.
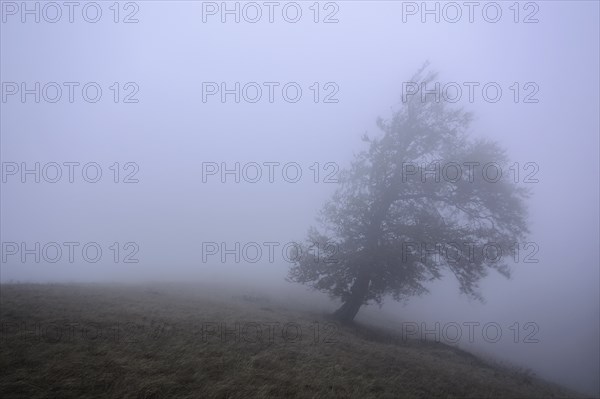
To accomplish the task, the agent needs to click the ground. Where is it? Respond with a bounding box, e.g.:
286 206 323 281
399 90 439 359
0 282 585 398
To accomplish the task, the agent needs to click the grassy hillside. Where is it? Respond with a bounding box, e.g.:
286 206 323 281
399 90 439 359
0 283 585 398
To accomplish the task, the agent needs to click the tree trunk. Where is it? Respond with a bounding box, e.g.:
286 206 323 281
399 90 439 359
333 271 370 323
334 222 379 323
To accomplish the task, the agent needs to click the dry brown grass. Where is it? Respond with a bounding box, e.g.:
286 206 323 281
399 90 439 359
0 282 585 398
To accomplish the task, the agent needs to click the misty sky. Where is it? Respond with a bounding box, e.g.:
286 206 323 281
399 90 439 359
1 1 599 396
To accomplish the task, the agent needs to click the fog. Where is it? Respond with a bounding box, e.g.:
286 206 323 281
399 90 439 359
1 1 599 396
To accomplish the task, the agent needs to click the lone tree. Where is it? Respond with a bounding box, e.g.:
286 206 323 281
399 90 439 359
288 66 529 323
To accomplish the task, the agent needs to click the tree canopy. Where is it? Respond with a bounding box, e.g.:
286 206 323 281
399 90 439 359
288 66 530 322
